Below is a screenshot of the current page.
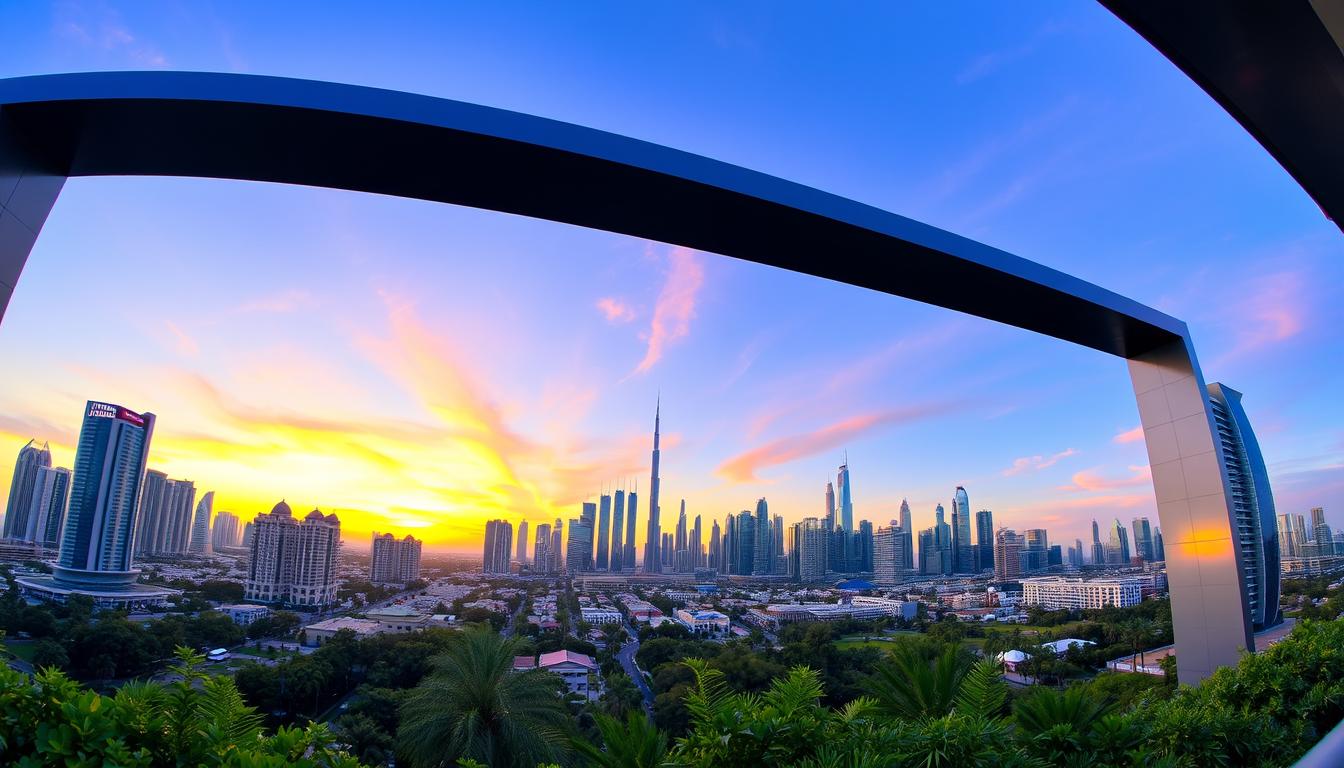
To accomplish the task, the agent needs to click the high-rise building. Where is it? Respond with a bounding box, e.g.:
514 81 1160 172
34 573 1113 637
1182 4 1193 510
1067 539 1084 567
772 513 785 574
643 399 663 573
244 501 341 607
134 470 167 554
483 519 514 574
567 503 595 573
1154 527 1165 561
856 519 874 572
623 489 637 570
211 510 241 550
164 479 196 555
708 518 721 571
610 489 625 571
516 520 529 564
1309 507 1333 557
836 461 854 534
188 491 214 554
951 486 974 573
28 466 71 548
533 522 553 573
899 499 914 570
1277 513 1299 558
371 532 422 583
918 527 939 575
975 509 994 571
693 513 704 568
825 482 836 532
596 493 611 571
552 518 564 572
3 439 51 541
1207 383 1280 630
994 528 1022 582
1022 528 1048 572
736 509 755 575
1090 519 1105 565
795 517 828 583
933 504 952 575
753 498 771 576
873 524 907 585
1106 519 1130 564
56 402 155 587
1131 517 1154 561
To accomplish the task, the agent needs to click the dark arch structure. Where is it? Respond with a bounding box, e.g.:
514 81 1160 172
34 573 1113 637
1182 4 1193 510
0 71 1252 682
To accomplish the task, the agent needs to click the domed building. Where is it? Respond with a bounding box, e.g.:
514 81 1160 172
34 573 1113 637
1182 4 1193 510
243 500 341 608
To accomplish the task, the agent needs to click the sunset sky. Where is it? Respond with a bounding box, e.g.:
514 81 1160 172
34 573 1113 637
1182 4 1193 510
0 2 1340 553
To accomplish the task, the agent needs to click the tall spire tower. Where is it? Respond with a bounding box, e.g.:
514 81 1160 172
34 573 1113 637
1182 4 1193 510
643 396 663 573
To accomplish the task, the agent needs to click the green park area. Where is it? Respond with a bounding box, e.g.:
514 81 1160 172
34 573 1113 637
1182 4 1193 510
3 639 36 662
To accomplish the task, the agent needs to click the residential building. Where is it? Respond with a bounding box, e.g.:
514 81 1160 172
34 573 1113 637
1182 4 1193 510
211 511 241 550
483 519 513 574
994 528 1022 582
371 532 422 583
873 524 907 585
244 501 341 607
3 439 51 541
675 608 730 635
567 505 594 574
219 604 270 626
516 520 528 564
537 650 597 698
188 491 213 554
610 489 625 571
533 522 553 573
596 493 611 571
1021 576 1143 610
27 465 70 548
975 509 994 572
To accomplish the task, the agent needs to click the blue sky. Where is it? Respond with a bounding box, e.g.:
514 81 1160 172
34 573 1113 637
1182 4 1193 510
0 2 1339 551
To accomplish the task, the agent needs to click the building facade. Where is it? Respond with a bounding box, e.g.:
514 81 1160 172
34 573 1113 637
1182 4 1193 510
243 501 341 607
371 532 423 583
188 491 214 554
483 519 514 574
3 439 51 540
1022 576 1143 610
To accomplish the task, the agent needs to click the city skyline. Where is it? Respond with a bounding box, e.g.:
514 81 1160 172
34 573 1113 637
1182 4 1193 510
0 4 1340 552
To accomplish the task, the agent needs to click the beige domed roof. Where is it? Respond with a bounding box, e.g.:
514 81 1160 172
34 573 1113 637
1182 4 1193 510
270 500 292 516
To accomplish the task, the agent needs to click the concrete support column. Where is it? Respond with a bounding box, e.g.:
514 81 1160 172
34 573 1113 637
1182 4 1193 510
0 109 65 323
1129 336 1253 683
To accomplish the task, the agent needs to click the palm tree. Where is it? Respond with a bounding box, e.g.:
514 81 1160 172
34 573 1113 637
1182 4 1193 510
573 711 667 768
1120 618 1156 671
1013 686 1116 759
397 625 573 768
867 644 1006 720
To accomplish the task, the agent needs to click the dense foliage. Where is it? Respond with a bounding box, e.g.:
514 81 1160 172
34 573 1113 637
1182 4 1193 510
0 648 367 767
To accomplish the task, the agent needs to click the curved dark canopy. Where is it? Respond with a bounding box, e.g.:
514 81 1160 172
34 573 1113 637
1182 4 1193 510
0 70 1184 358
1102 0 1344 230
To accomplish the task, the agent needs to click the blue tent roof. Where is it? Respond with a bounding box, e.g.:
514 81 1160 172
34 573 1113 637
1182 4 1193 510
835 579 875 591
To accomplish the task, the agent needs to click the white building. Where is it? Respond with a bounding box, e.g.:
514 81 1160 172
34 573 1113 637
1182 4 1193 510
244 501 341 608
365 605 432 634
1021 576 1142 610
580 607 623 625
675 608 730 635
303 617 382 646
219 603 270 626
370 532 423 583
537 650 598 698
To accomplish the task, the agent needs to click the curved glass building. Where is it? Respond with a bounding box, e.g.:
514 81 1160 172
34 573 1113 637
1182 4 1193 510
1207 383 1281 631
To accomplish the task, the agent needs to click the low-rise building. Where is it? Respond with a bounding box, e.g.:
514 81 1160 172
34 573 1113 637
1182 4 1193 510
219 604 270 626
580 607 623 625
365 605 432 634
302 617 382 646
1021 576 1142 610
538 650 597 697
675 608 730 635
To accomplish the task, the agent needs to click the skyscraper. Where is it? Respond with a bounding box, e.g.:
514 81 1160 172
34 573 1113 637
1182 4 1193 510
1023 529 1048 572
1310 507 1332 557
610 489 625 570
824 482 836 532
772 513 785 574
736 509 755 575
753 498 771 575
873 524 906 585
3 439 51 541
795 517 828 583
1106 519 1131 564
623 488 637 570
483 519 514 574
188 491 214 554
975 509 995 571
951 486 973 573
533 522 553 573
210 510 241 550
933 504 952 575
1090 519 1105 565
552 518 564 572
568 503 595 573
28 466 71 548
693 513 704 568
643 399 663 573
918 528 938 574
836 461 854 534
596 493 611 570
1131 517 1154 561
56 402 155 587
708 518 721 571
371 532 422 583
674 500 689 572
899 499 913 570
994 528 1022 582
1154 527 1165 561
516 520 529 564
1207 383 1280 630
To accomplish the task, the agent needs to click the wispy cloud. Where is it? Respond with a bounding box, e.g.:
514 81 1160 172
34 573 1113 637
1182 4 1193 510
630 247 704 376
55 3 169 67
163 320 199 358
1002 448 1078 476
232 289 316 315
1113 425 1144 444
717 403 956 483
595 297 636 324
1209 270 1306 368
1059 465 1151 492
955 21 1064 85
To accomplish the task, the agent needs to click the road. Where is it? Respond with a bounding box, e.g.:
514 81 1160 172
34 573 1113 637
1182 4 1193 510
615 626 655 717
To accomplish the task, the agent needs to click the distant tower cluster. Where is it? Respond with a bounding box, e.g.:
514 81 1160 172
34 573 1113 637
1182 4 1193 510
2 439 56 543
371 532 423 583
211 511 242 550
243 501 341 607
133 471 198 556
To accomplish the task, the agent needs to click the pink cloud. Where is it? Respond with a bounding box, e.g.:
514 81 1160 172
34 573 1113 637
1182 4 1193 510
1210 270 1307 368
1113 425 1144 444
1059 465 1152 492
595 297 636 324
717 403 954 483
1002 448 1078 476
163 320 199 358
630 247 704 376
